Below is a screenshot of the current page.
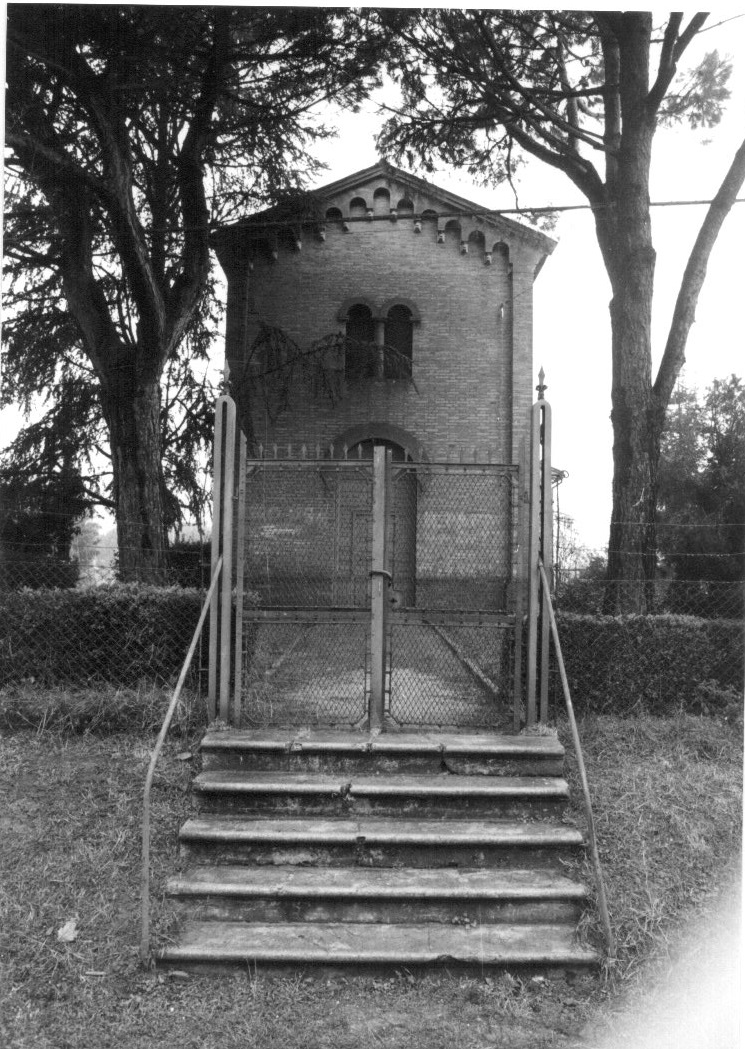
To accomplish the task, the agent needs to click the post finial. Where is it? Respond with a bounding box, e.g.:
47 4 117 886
536 367 547 401
220 360 231 396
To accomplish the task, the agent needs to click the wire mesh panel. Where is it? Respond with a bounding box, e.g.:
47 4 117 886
393 464 516 612
240 460 373 727
238 458 518 729
386 617 515 730
387 464 518 728
242 613 370 727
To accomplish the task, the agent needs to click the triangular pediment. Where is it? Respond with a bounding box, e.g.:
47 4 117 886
315 161 552 248
216 160 555 260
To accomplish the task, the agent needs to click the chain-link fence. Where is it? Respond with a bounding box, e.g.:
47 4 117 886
0 524 213 690
547 606 743 720
551 543 743 719
1 506 742 727
386 463 516 729
0 583 211 690
239 458 518 730
555 570 743 620
241 459 373 726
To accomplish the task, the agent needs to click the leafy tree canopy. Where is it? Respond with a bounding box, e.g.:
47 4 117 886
3 5 387 580
376 9 745 610
658 376 745 601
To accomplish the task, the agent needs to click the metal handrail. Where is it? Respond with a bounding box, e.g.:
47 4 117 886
537 558 616 960
140 556 223 967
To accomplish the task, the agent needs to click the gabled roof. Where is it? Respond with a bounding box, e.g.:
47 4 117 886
216 159 555 259
313 160 554 252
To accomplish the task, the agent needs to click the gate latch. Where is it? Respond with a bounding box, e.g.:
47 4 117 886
370 568 400 607
369 568 393 584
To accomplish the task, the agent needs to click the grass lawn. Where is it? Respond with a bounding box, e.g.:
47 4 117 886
0 687 741 1048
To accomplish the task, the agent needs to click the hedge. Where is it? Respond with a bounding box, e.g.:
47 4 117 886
552 612 743 718
0 585 206 687
1 590 742 722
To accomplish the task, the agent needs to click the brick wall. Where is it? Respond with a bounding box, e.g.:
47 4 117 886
218 196 549 466
242 461 516 612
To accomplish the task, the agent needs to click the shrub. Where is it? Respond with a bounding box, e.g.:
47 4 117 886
692 679 744 728
0 585 206 687
0 554 80 591
552 612 744 717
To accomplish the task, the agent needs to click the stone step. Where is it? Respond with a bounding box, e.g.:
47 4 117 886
158 919 600 970
193 770 569 818
179 816 584 869
200 729 565 776
167 865 587 925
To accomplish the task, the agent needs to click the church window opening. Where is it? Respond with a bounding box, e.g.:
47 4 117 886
384 304 413 378
345 303 376 381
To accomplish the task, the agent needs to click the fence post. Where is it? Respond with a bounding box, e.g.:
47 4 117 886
369 446 391 731
208 376 237 723
513 438 530 731
233 430 248 726
526 397 541 726
526 369 554 726
539 378 553 723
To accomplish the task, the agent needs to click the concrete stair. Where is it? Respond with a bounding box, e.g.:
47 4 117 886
158 729 600 971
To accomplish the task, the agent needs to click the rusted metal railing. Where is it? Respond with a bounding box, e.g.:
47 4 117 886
538 558 616 960
140 556 223 968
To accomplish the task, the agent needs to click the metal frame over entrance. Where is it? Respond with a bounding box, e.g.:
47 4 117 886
208 388 553 732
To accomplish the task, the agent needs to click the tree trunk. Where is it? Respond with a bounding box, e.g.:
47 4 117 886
103 376 168 583
604 280 659 613
596 21 658 613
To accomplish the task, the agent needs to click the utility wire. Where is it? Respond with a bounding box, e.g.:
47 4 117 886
9 195 745 246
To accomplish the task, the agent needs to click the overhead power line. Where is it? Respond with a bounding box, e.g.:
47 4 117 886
18 195 744 257
189 194 745 234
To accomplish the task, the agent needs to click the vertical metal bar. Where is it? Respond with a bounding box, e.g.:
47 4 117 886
141 557 222 967
219 398 237 722
208 399 226 721
539 400 553 723
526 404 541 726
369 446 389 731
232 430 248 726
513 444 530 731
538 560 615 960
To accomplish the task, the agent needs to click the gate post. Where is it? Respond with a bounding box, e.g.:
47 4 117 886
539 383 553 722
369 446 391 731
526 369 553 725
208 378 237 723
233 430 248 725
513 437 530 730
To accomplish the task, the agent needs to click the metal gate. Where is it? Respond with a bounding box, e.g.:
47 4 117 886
385 458 518 730
241 456 373 727
231 446 521 731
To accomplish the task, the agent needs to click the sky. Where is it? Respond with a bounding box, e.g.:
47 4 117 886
307 12 745 552
1 9 744 552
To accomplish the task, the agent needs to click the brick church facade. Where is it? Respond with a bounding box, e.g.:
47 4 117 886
213 161 554 465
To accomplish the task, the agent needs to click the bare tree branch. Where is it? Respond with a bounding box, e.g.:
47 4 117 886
654 135 745 408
